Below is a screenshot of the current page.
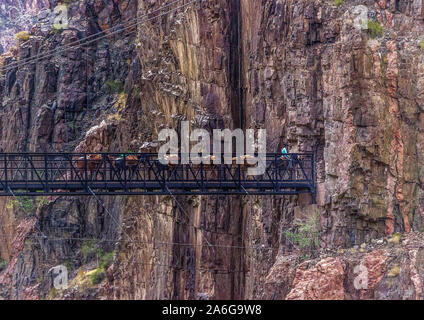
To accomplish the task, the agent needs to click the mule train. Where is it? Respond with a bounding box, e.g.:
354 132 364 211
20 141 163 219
70 153 278 181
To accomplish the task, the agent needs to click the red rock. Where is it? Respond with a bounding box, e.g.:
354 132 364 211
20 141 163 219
23 284 40 300
286 258 345 300
358 250 388 299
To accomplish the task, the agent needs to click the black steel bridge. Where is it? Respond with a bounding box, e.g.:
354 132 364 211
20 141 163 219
0 153 315 196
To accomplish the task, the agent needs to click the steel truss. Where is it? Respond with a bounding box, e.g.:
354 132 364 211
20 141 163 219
0 153 315 196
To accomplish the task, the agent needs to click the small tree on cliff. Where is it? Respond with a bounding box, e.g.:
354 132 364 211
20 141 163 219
284 211 321 260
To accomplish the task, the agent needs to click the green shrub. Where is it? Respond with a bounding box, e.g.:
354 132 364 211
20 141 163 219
419 39 424 50
0 258 7 271
99 251 114 270
85 249 114 285
6 197 36 214
48 287 59 299
132 85 141 97
62 260 72 272
300 254 312 262
334 0 344 6
90 268 106 285
52 25 65 35
38 197 49 207
105 80 125 94
367 21 384 39
284 211 321 257
81 240 99 263
7 196 48 214
15 31 30 42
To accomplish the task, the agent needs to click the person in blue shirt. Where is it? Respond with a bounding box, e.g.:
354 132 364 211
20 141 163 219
281 145 293 179
281 146 290 161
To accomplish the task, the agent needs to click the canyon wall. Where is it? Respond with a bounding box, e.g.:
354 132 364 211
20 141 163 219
0 0 424 300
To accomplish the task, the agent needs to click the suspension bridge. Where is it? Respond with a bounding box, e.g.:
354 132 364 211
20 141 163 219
0 153 315 196
0 0 316 198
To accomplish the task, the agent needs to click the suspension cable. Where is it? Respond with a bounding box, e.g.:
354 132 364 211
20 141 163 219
0 0 185 70
3 234 249 250
87 186 133 242
0 0 199 74
165 186 212 247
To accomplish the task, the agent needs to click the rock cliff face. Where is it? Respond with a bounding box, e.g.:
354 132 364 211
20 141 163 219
266 232 424 300
1 0 424 300
0 0 51 54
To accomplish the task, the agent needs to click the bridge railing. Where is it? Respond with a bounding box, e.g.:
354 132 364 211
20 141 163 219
0 153 315 195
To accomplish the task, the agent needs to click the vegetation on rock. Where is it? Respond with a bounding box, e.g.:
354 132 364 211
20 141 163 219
0 258 7 271
387 266 401 278
6 197 36 215
284 211 321 260
367 21 384 39
105 80 125 94
99 251 114 270
81 240 99 263
90 268 106 285
14 31 30 42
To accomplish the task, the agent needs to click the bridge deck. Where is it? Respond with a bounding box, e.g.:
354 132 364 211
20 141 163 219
0 153 315 196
